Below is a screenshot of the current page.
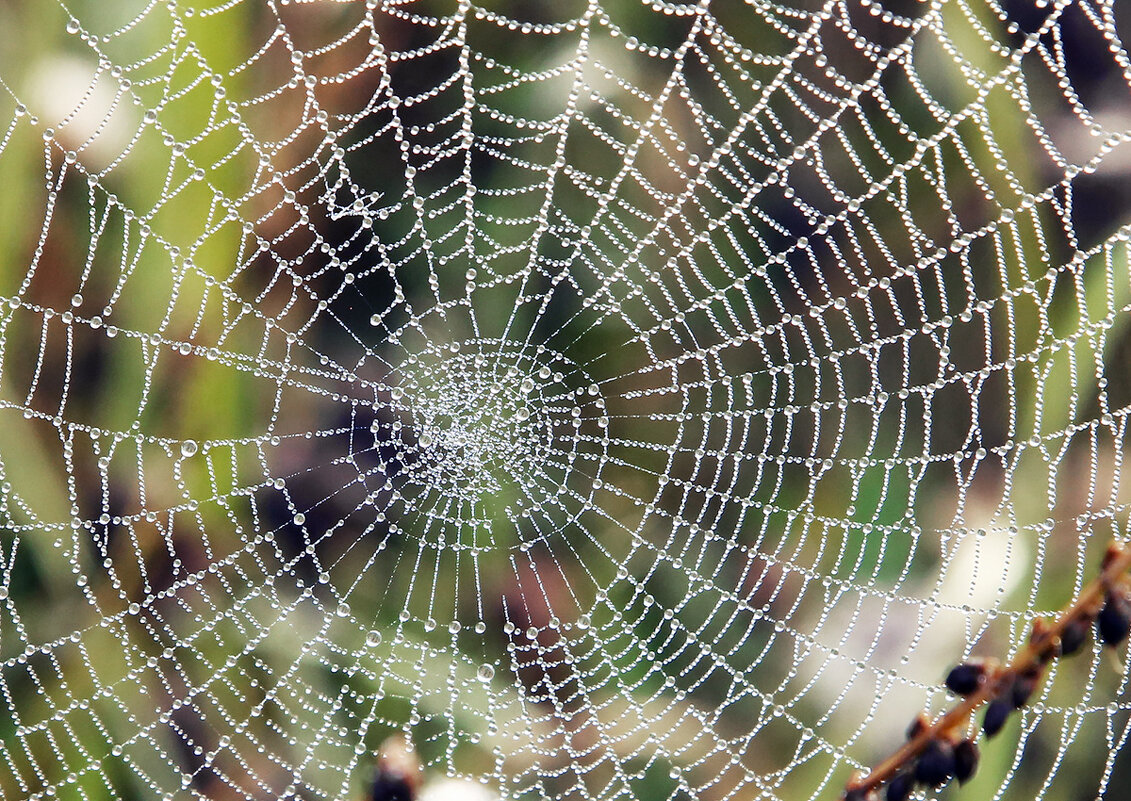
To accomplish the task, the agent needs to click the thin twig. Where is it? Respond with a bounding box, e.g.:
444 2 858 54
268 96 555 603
842 540 1131 800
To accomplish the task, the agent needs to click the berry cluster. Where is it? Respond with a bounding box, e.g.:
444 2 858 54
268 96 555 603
841 540 1131 800
864 718 980 801
954 660 1040 740
367 737 421 801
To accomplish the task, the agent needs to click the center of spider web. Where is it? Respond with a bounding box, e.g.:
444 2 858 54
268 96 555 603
406 358 539 504
373 338 609 555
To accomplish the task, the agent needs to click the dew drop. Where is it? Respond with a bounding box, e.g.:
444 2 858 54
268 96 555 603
366 630 382 647
477 664 495 682
180 440 198 458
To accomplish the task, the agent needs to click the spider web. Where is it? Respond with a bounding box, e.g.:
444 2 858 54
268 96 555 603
0 0 1129 799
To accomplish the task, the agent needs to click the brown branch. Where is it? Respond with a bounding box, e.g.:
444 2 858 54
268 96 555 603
842 540 1131 800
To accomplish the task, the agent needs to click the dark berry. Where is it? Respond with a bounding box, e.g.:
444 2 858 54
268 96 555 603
1030 618 1056 663
1097 592 1131 647
915 739 956 787
1010 667 1041 708
983 697 1012 738
370 774 413 801
1059 617 1090 656
945 662 985 696
954 739 980 784
844 787 871 801
887 772 915 801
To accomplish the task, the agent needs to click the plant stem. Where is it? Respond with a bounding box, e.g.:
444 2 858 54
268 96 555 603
842 540 1131 799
